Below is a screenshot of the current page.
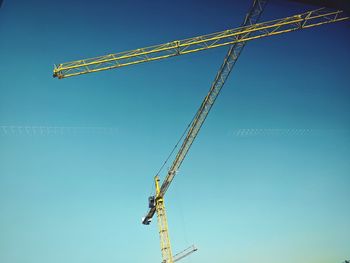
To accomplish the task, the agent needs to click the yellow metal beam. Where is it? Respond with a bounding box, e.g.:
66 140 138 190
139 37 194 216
155 176 173 263
53 8 348 79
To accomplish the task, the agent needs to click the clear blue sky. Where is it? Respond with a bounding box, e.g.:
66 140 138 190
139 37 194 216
0 1 349 263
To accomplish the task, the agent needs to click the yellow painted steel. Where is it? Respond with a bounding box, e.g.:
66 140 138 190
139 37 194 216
53 8 348 79
155 176 173 263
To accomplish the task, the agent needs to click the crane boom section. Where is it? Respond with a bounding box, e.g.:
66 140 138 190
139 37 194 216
53 8 348 79
160 0 268 196
142 0 269 224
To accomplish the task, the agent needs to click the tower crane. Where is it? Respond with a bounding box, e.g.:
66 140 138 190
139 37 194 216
53 1 349 263
143 2 269 262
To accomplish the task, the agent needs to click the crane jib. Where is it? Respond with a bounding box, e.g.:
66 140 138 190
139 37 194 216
53 8 348 79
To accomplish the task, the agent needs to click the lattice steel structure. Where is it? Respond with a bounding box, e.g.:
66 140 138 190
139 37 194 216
53 8 348 79
142 1 268 262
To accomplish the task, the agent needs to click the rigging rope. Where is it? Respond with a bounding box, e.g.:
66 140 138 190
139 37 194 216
155 112 197 179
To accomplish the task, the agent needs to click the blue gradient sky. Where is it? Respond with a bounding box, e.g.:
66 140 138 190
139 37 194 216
1 1 349 263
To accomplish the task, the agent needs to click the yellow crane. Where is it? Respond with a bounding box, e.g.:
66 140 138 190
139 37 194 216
142 2 269 262
53 2 348 263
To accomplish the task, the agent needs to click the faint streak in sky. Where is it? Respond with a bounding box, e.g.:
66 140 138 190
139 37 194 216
232 128 348 137
0 126 118 136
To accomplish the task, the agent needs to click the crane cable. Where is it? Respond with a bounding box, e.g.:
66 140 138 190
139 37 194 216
155 113 197 179
149 114 196 197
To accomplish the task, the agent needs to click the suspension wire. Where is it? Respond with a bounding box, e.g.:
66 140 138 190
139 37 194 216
149 110 197 198
155 112 197 179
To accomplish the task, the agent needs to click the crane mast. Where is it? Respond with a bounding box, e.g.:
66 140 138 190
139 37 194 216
154 175 173 263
